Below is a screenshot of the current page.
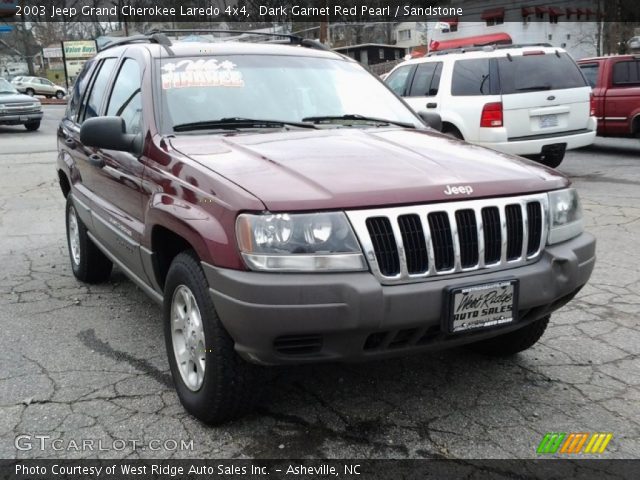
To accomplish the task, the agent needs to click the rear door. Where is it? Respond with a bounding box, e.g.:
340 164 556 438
404 61 443 114
497 51 591 140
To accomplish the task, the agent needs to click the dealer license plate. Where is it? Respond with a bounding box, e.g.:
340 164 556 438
539 114 558 129
448 280 517 333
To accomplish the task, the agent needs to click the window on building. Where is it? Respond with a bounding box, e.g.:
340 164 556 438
398 29 412 42
548 34 553 41
379 48 385 60
566 34 571 40
486 17 504 26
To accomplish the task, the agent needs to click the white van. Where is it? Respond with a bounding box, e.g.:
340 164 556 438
385 45 596 167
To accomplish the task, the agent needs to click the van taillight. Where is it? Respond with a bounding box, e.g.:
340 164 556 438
590 93 596 116
480 102 503 128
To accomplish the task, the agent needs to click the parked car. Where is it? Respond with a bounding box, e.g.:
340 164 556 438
13 76 67 99
578 55 640 138
385 45 597 168
628 36 640 52
0 78 43 130
57 33 595 424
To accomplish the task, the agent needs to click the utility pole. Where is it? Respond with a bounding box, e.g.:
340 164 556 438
19 9 35 75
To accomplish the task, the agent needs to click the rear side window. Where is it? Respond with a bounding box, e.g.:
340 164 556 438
579 63 600 88
106 59 143 134
408 62 443 97
385 65 414 96
66 60 95 122
451 59 491 96
612 60 640 85
497 52 587 94
81 58 117 123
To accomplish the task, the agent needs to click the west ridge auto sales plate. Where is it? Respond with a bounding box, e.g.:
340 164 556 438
446 280 518 333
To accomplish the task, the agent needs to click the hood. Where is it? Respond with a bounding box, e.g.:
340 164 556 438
0 92 41 104
170 128 569 211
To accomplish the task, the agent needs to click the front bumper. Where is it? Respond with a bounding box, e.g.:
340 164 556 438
203 232 595 365
0 112 43 125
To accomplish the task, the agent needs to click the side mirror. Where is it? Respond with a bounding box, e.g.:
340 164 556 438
80 116 141 154
417 111 442 132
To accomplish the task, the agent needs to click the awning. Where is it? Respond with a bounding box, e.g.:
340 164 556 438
522 7 534 17
482 7 505 20
429 33 512 52
439 17 459 26
549 7 564 16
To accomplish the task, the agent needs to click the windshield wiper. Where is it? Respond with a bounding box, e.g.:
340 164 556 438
301 114 415 128
173 117 317 132
516 85 552 91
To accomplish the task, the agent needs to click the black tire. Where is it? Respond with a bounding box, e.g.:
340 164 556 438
163 251 261 424
25 88 35 96
65 195 113 283
466 315 550 356
24 121 40 131
55 90 64 99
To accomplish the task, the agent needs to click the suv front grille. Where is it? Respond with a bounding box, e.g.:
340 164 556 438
347 194 548 285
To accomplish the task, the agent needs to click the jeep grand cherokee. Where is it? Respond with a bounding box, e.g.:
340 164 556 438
56 32 595 424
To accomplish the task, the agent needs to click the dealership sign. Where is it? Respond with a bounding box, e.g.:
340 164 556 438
62 40 97 59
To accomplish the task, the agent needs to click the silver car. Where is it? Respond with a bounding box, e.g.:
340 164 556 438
12 76 66 99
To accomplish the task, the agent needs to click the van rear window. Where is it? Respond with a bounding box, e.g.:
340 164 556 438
497 52 587 94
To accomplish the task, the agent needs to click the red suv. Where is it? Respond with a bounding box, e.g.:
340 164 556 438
57 32 595 424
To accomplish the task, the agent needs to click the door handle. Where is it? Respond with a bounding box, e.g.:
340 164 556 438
64 137 76 149
426 102 437 109
87 154 105 169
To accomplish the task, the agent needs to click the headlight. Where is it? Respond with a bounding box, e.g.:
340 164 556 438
547 188 584 245
32 102 41 110
236 212 367 272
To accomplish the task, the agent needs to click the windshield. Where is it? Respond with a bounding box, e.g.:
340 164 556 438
0 78 18 94
158 54 422 133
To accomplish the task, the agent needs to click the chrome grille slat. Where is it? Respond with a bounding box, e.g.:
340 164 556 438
346 193 549 285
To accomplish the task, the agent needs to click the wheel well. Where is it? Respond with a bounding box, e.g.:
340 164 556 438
151 226 196 290
441 122 463 139
58 170 70 198
632 115 640 136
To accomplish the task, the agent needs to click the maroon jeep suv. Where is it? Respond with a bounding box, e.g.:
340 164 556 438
57 32 595 424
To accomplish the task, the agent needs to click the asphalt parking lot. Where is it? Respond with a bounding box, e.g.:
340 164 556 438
1 105 638 459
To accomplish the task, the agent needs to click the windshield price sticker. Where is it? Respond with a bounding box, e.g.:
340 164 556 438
161 59 245 90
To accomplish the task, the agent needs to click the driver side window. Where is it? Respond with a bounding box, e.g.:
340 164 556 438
106 59 143 135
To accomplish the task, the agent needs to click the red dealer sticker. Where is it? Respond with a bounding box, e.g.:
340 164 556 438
161 59 245 90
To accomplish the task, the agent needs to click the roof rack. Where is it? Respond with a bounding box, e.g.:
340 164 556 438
146 29 330 51
427 43 553 56
99 32 173 52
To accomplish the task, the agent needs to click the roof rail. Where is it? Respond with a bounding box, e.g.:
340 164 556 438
99 32 173 52
427 43 553 56
145 29 330 51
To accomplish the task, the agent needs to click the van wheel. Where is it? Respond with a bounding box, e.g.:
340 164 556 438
466 315 550 356
164 252 261 424
65 195 113 283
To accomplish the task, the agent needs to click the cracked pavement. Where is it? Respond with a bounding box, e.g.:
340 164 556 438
0 107 638 459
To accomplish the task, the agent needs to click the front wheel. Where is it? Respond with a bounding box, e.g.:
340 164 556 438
55 90 65 99
466 315 550 356
24 121 40 131
164 252 261 424
65 195 113 283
